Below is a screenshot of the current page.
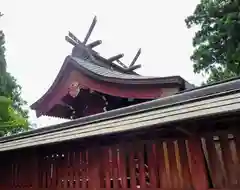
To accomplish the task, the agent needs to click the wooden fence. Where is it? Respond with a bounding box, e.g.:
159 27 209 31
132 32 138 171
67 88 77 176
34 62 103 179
0 133 240 190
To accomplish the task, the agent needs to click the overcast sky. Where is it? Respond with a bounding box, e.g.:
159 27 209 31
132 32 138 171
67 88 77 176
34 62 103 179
1 0 202 128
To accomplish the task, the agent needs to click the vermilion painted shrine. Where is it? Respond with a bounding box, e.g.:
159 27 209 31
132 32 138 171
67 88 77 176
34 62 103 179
0 17 240 190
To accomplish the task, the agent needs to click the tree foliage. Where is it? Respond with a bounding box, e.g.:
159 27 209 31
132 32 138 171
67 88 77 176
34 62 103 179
0 12 29 136
185 0 240 83
0 96 28 136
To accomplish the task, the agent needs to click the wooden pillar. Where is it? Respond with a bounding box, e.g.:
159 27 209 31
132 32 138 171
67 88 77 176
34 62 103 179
188 137 208 190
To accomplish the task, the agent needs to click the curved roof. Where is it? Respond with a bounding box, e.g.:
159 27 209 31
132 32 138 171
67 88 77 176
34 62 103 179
70 56 185 84
30 27 194 118
31 55 187 111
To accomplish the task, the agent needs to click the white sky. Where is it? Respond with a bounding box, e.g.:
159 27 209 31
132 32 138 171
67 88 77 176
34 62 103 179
1 0 203 128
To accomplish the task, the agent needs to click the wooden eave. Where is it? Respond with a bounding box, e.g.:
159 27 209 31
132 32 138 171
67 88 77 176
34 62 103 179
30 55 187 112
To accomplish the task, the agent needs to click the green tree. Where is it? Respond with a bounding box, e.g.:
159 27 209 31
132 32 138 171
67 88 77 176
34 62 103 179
185 0 240 84
0 96 28 136
0 12 29 136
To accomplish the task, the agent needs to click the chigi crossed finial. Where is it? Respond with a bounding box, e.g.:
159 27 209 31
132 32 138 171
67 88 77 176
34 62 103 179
65 16 142 73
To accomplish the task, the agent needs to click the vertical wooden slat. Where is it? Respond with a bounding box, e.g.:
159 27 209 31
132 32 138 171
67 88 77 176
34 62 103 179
234 134 240 185
178 139 192 189
137 142 146 188
66 151 70 188
146 141 157 188
42 154 47 188
21 151 25 188
205 136 224 188
16 153 20 188
119 144 128 188
74 149 80 188
88 146 101 190
57 152 64 189
15 153 19 188
99 146 105 188
235 134 240 162
82 149 88 189
112 145 119 189
156 140 169 189
49 155 54 189
103 147 111 189
219 135 235 187
38 154 42 188
167 140 180 189
128 143 137 189
188 137 208 190
48 155 52 188
229 137 239 187
32 149 39 190
15 161 18 188
63 150 69 189
80 150 84 188
54 152 59 189
69 149 75 188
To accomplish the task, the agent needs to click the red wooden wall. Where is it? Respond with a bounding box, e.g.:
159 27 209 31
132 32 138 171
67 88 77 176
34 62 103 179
0 133 240 190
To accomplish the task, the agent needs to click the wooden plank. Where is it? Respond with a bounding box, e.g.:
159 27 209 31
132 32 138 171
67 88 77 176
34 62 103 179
188 137 208 190
21 151 26 188
156 140 169 189
63 149 69 189
177 139 192 189
47 153 52 188
234 134 240 186
41 152 47 188
103 147 111 189
57 151 65 189
99 146 105 188
69 149 75 189
166 140 180 189
79 151 84 188
137 142 146 188
118 144 128 188
31 149 39 190
219 135 236 188
88 146 101 190
146 141 157 188
82 149 89 189
128 143 137 189
205 136 224 188
74 148 81 188
112 145 119 189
